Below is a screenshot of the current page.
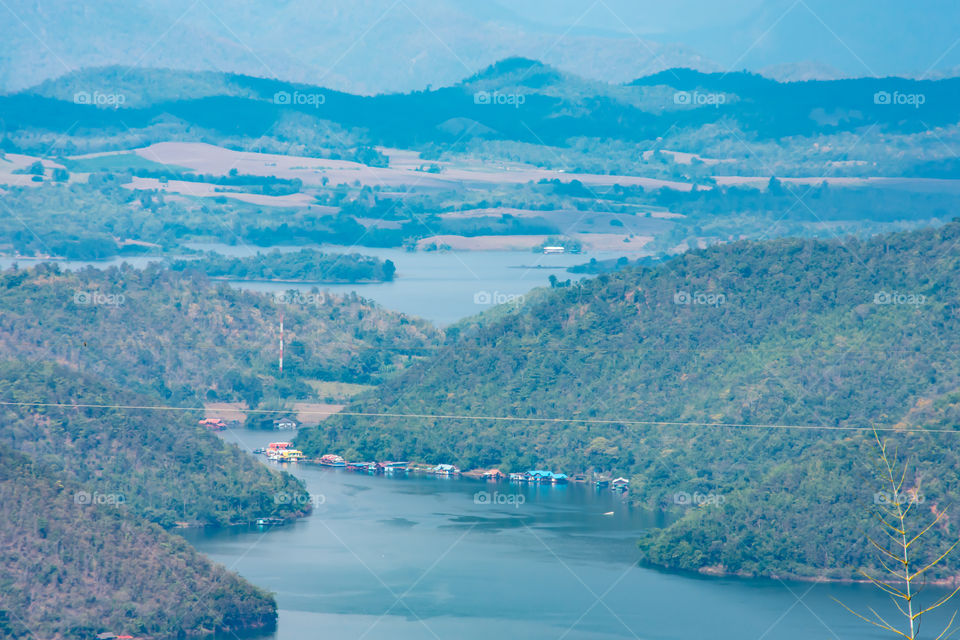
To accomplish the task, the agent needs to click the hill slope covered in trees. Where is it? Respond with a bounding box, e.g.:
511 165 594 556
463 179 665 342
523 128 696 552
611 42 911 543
0 446 277 639
0 263 440 403
297 220 960 579
0 260 439 637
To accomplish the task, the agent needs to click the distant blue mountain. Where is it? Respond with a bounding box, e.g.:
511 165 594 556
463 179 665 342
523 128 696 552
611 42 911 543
4 62 957 150
0 0 956 94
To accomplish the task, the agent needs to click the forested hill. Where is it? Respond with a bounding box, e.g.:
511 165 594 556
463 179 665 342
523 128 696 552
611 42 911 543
297 220 960 579
0 260 438 637
0 263 439 403
5 61 958 150
0 446 277 639
0 362 309 528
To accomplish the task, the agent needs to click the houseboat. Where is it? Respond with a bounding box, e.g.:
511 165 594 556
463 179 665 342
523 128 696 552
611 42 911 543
375 461 409 474
277 449 305 462
509 472 528 482
347 461 377 473
255 517 285 527
265 442 292 461
319 454 347 467
611 477 630 492
434 463 460 477
527 470 568 484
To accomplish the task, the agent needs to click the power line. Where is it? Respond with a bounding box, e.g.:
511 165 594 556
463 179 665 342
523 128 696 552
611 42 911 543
0 400 956 434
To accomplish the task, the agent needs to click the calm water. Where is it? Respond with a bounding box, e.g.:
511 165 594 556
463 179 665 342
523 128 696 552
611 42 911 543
181 429 941 640
192 243 632 325
0 244 632 325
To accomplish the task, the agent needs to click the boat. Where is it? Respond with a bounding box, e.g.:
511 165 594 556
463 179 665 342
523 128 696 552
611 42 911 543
255 517 285 527
509 472 528 482
319 454 347 467
253 447 266 454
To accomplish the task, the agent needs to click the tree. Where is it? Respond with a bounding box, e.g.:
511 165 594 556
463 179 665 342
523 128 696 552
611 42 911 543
837 430 960 639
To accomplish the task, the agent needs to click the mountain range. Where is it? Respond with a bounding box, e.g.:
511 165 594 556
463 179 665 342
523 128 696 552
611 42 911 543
1 0 957 94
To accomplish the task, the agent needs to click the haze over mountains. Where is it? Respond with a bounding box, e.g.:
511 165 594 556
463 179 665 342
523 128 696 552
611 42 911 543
2 0 958 94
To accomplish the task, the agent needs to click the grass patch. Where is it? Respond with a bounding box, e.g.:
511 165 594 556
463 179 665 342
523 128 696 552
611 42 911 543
61 152 189 173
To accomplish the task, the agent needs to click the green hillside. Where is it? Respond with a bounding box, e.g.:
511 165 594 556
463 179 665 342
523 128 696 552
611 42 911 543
0 446 277 639
297 219 960 579
0 263 440 402
0 259 440 636
0 362 309 528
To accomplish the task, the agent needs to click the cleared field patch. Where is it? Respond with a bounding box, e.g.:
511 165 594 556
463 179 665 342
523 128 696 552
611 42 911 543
308 380 376 400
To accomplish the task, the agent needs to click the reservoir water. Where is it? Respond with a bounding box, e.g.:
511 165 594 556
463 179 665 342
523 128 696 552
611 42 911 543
183 428 942 639
0 244 633 325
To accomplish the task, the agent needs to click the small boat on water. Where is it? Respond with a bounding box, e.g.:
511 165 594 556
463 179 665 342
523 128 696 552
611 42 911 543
253 447 266 454
255 517 285 527
319 454 347 467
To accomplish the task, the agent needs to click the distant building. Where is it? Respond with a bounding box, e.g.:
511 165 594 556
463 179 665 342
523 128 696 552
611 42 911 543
542 246 566 254
274 417 298 430
198 417 226 430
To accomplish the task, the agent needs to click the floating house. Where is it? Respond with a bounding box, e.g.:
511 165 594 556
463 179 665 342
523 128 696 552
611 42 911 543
347 461 377 473
611 477 630 491
377 461 409 473
277 448 305 462
434 463 460 476
527 470 568 484
319 454 347 467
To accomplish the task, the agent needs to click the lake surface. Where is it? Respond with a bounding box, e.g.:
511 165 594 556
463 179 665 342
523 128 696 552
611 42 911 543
183 428 941 640
0 244 635 325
